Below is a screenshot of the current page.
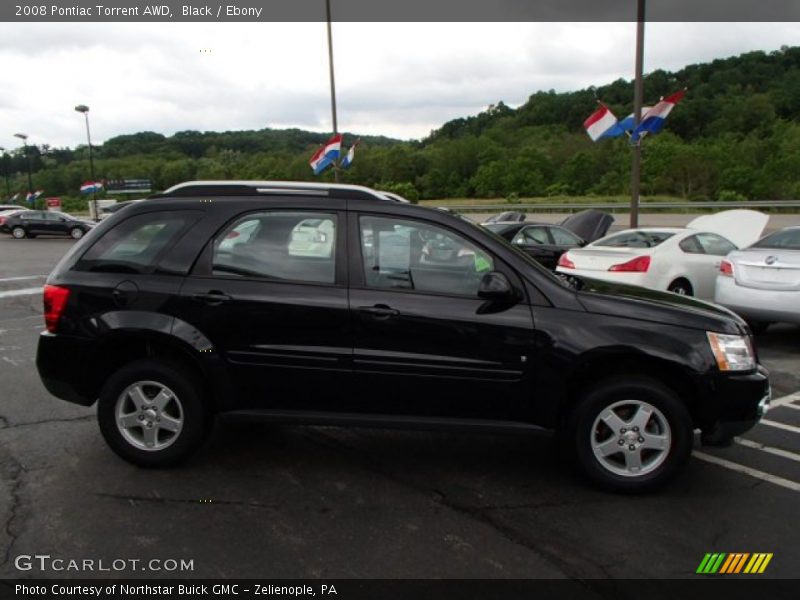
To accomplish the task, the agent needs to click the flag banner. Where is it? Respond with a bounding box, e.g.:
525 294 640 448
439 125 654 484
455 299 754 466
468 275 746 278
583 104 625 141
10 193 20 202
80 181 104 194
340 140 359 169
618 107 653 132
26 190 43 204
632 90 686 141
309 134 343 175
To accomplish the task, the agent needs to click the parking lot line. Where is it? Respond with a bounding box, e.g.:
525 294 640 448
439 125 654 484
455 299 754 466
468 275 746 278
770 392 800 408
760 419 800 435
0 287 42 299
692 450 800 493
735 437 800 464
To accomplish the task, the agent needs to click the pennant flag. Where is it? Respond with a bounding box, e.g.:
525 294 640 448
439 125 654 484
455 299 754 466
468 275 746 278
583 104 626 142
80 181 104 194
631 90 686 141
618 107 652 132
26 190 43 204
10 193 20 202
340 140 359 169
309 134 343 175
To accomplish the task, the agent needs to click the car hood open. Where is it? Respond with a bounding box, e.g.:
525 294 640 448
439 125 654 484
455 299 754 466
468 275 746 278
687 209 768 249
560 209 614 244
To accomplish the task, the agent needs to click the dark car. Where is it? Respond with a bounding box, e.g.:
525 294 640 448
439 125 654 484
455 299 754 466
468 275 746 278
36 181 770 492
485 222 587 270
1 210 95 240
483 210 614 270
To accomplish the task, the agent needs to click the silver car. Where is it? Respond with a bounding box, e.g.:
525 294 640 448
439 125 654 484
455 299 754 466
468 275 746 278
714 226 800 333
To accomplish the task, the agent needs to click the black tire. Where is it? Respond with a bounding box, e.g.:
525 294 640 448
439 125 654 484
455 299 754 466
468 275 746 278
568 375 693 493
97 359 211 467
11 226 26 239
667 278 693 296
69 227 84 240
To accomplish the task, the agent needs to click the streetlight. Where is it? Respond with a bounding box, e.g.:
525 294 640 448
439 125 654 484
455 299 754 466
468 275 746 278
0 147 10 200
13 133 34 204
74 104 99 221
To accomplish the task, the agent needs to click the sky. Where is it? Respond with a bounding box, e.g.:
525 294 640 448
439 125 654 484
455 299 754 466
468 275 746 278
0 21 797 150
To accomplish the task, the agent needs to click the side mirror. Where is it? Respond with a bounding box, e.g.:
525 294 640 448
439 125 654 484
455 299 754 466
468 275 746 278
478 271 516 301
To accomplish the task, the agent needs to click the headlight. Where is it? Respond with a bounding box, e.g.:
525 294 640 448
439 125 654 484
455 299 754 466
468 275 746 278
707 332 755 372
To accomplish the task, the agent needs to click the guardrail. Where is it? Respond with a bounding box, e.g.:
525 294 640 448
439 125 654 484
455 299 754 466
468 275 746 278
436 200 800 214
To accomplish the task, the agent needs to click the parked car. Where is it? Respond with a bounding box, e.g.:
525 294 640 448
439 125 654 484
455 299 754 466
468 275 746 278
0 204 24 212
1 210 96 239
485 211 614 270
714 226 800 333
556 210 768 299
36 181 770 492
483 211 527 224
0 208 24 229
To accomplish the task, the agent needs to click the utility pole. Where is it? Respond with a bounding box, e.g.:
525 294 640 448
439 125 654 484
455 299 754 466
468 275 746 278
325 0 340 182
629 0 645 228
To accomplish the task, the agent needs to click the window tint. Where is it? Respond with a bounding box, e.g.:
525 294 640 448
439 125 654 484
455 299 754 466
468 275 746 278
696 233 737 256
549 226 582 246
360 216 494 297
513 226 550 245
679 235 704 254
751 229 800 250
213 212 336 284
80 211 199 274
594 230 675 248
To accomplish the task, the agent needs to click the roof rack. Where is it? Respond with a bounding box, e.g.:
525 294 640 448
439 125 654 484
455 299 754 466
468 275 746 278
153 181 399 202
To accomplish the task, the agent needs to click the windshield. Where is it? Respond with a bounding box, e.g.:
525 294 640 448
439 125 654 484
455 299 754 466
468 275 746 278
594 231 675 248
750 228 800 250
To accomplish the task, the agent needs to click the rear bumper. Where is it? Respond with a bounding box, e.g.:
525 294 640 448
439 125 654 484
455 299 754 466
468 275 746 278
36 331 96 406
699 365 770 444
715 277 800 324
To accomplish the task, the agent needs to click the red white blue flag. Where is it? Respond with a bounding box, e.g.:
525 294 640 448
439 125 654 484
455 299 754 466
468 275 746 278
340 140 359 169
309 134 343 175
80 181 104 194
26 190 43 204
631 90 686 141
583 104 625 142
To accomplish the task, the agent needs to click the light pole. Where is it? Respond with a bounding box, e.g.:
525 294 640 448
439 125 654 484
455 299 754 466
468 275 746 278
629 0 646 228
75 104 99 221
325 0 339 182
13 133 34 205
0 147 10 200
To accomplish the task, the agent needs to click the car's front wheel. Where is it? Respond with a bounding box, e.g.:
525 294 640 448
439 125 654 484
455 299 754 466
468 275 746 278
568 376 693 492
97 359 211 467
69 227 84 240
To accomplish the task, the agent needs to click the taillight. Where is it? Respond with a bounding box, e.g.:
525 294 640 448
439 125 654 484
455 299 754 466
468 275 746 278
0 217 5 226
608 255 651 272
720 260 734 277
557 253 575 269
43 285 70 333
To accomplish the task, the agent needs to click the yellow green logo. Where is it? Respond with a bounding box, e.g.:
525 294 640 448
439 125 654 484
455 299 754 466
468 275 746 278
696 553 773 574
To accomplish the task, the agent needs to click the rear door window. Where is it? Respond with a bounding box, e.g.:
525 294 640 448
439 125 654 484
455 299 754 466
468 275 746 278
212 212 337 285
78 211 201 274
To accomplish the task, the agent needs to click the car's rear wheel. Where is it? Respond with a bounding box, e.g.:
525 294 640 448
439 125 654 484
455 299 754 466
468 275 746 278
568 376 693 492
97 359 211 467
667 278 693 296
11 226 26 239
69 227 84 240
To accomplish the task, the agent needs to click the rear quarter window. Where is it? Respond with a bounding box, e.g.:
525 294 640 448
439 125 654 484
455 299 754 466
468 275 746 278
76 211 201 274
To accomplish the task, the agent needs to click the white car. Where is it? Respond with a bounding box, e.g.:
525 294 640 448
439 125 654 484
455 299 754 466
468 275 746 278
556 210 768 299
714 226 800 332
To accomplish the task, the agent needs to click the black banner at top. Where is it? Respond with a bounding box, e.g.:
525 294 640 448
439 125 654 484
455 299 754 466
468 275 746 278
2 0 799 22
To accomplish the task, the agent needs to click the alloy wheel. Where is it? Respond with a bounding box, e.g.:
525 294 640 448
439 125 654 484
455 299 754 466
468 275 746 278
115 380 184 451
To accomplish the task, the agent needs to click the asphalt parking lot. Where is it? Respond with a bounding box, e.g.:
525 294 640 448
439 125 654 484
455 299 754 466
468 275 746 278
0 233 798 580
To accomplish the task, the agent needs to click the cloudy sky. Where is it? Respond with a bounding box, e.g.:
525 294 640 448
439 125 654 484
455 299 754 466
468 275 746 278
0 21 797 150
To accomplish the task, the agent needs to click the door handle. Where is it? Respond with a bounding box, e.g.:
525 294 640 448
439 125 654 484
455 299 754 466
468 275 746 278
358 304 400 319
192 291 232 305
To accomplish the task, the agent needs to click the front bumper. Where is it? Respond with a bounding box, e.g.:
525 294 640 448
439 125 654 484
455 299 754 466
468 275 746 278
699 364 770 444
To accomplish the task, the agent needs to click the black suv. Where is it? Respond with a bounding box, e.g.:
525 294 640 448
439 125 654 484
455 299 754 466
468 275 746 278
2 210 95 239
36 181 770 491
